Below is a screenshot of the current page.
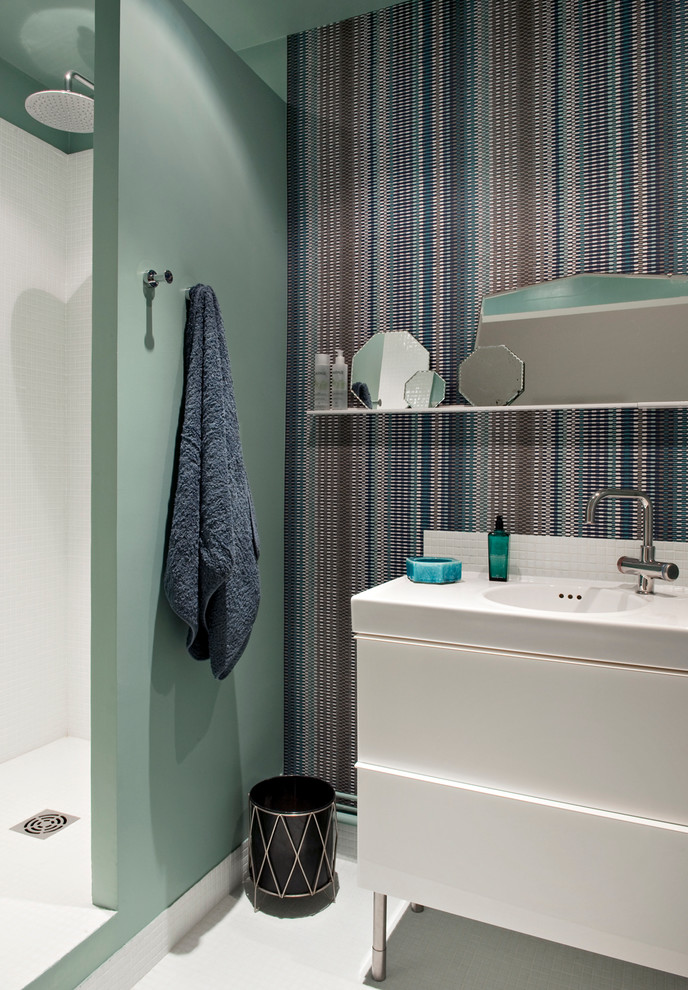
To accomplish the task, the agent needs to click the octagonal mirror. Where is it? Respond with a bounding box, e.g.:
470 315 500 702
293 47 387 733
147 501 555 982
404 370 446 408
458 344 525 406
351 331 430 409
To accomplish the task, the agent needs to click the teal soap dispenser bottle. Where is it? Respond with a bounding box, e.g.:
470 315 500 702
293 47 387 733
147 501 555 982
488 514 509 581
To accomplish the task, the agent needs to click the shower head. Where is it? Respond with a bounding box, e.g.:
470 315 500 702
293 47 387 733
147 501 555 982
25 71 94 134
25 91 93 132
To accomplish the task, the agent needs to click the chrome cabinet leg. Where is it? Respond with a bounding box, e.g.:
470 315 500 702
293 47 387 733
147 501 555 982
410 902 424 912
372 892 387 981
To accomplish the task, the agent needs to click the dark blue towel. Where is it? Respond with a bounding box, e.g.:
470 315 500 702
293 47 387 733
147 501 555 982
164 284 260 679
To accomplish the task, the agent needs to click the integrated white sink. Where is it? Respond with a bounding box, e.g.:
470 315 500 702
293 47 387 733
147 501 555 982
483 582 648 614
352 571 688 669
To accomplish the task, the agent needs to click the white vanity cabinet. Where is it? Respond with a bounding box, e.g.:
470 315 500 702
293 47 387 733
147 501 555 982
353 577 688 980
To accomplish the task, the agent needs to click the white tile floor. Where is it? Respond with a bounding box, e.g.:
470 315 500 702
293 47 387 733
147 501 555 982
0 737 112 990
5 742 679 990
133 832 405 990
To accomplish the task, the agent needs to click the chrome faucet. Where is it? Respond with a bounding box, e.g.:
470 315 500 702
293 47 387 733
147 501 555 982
585 488 679 595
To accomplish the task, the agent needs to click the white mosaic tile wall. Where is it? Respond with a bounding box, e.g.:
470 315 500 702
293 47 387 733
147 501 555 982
0 118 92 762
65 149 93 741
424 530 688 587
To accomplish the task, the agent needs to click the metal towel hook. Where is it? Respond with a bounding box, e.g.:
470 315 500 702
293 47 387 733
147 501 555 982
144 269 173 289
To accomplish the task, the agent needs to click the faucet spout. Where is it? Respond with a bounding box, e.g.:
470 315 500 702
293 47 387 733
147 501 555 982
585 488 653 546
584 487 677 594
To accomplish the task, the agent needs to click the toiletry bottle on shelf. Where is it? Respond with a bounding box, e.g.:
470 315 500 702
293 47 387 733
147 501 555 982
314 352 331 410
331 348 348 409
488 515 509 581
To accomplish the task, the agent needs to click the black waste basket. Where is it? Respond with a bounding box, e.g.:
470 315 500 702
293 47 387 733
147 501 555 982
248 775 337 908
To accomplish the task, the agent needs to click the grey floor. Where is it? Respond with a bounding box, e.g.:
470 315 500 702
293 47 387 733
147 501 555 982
364 907 688 990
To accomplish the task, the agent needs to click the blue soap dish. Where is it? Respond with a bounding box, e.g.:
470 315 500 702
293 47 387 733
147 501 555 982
406 556 462 584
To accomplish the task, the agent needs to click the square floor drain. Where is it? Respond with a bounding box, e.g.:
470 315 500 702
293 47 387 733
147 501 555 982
10 809 79 839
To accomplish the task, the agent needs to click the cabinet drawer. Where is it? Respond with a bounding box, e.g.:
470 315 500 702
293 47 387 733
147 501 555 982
357 766 688 977
356 636 688 823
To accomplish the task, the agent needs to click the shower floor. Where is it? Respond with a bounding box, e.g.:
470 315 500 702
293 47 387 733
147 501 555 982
0 736 113 990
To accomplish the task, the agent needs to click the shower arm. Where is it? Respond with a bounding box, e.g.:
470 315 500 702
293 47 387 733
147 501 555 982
65 71 94 94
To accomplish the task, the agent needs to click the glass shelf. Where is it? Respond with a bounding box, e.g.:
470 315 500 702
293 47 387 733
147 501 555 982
308 401 688 415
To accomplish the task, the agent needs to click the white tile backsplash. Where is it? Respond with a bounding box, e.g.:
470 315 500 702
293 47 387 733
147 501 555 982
424 530 688 586
0 119 91 762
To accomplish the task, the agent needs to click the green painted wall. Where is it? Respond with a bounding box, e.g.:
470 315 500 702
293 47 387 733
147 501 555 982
28 0 285 984
186 0 402 51
237 37 287 101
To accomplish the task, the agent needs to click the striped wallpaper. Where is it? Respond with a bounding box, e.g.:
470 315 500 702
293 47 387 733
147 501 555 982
285 0 688 796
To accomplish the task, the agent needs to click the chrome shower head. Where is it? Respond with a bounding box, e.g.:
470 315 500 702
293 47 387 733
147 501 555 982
25 71 94 134
25 91 93 132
